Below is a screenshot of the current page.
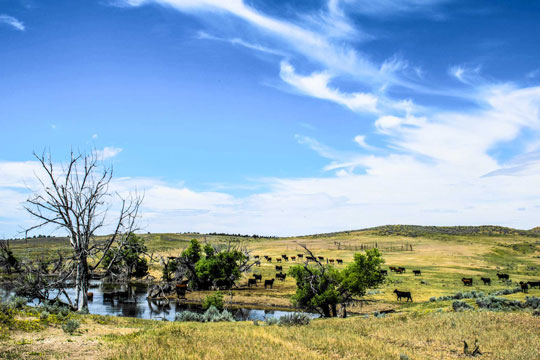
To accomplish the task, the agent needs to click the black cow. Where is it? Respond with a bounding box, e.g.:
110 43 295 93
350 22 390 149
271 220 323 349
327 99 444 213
248 278 257 287
380 270 388 276
395 268 405 274
528 281 540 289
336 259 343 265
264 279 275 289
413 270 421 276
267 257 272 262
276 258 282 263
462 278 473 286
276 273 286 281
394 289 412 302
176 284 187 298
329 259 335 264
297 254 303 258
103 292 114 302
481 277 491 285
398 267 406 273
496 273 509 281
254 255 260 259
519 282 529 293
275 265 283 271
253 274 262 282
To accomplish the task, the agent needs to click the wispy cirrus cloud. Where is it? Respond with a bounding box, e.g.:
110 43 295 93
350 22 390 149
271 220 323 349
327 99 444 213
280 62 378 113
93 146 123 160
0 15 25 31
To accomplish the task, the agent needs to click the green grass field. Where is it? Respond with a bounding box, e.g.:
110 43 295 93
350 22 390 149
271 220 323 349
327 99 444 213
2 225 540 359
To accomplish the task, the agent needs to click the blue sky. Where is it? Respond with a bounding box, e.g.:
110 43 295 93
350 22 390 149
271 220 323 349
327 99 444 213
1 0 540 237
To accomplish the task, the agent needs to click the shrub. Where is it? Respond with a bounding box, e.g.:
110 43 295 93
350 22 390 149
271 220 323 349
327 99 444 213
39 311 50 320
174 306 235 323
202 291 224 310
452 300 473 312
524 296 540 310
8 296 27 310
277 313 311 326
175 311 203 322
62 319 80 334
264 317 278 326
475 296 522 311
429 297 436 302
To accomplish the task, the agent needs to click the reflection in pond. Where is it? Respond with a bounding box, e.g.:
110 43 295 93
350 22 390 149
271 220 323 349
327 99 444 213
0 280 319 322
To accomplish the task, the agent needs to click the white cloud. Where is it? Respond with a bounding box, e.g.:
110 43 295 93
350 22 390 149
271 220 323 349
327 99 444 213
0 15 25 31
93 147 123 160
92 134 98 139
280 62 378 113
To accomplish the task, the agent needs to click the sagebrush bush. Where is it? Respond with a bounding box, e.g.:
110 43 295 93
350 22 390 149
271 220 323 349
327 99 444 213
475 296 522 310
40 311 50 320
264 317 278 326
277 313 311 326
175 311 203 322
452 300 473 312
174 306 235 323
62 319 80 334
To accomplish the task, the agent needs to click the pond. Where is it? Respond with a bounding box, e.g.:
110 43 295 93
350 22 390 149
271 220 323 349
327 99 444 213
0 280 319 322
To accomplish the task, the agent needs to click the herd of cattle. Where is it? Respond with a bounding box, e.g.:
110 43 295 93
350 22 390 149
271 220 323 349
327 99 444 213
248 254 345 289
248 255 540 302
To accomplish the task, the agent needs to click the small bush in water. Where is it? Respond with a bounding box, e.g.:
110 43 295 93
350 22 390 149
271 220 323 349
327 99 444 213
202 291 224 310
278 313 311 326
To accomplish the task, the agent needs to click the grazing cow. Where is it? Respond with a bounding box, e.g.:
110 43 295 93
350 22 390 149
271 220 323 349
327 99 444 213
264 255 269 260
519 282 529 293
395 268 404 274
248 278 257 288
276 273 287 281
255 260 261 267
329 259 335 264
413 270 421 276
297 254 304 258
528 281 540 289
336 259 343 265
394 289 413 302
281 254 287 259
306 256 315 262
291 256 296 261
176 284 187 298
389 266 397 272
481 277 491 285
276 258 282 263
87 292 94 301
496 273 509 281
264 279 275 289
253 274 262 282
283 256 289 262
380 270 388 276
398 267 406 273
267 257 272 263
254 255 260 259
462 278 473 286
275 265 283 272
318 256 325 261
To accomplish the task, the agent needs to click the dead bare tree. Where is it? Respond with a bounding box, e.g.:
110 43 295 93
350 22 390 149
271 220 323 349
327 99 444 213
24 150 142 312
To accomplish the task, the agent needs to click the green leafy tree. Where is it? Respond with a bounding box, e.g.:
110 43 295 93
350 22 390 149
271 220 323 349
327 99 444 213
289 247 384 317
175 239 251 290
103 234 148 279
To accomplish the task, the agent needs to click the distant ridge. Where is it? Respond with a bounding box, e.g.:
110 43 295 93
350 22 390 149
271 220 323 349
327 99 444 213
364 225 538 237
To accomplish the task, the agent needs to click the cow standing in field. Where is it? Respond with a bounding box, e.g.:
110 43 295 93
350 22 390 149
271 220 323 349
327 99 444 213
276 273 286 281
267 257 272 263
248 278 257 288
297 254 303 259
528 281 540 289
481 277 491 285
264 279 275 289
291 256 296 261
380 270 388 276
336 259 343 265
413 270 421 276
395 268 405 274
329 259 335 264
497 273 509 281
276 258 282 263
253 274 262 282
394 289 412 302
520 282 529 293
462 278 473 286
275 265 283 272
